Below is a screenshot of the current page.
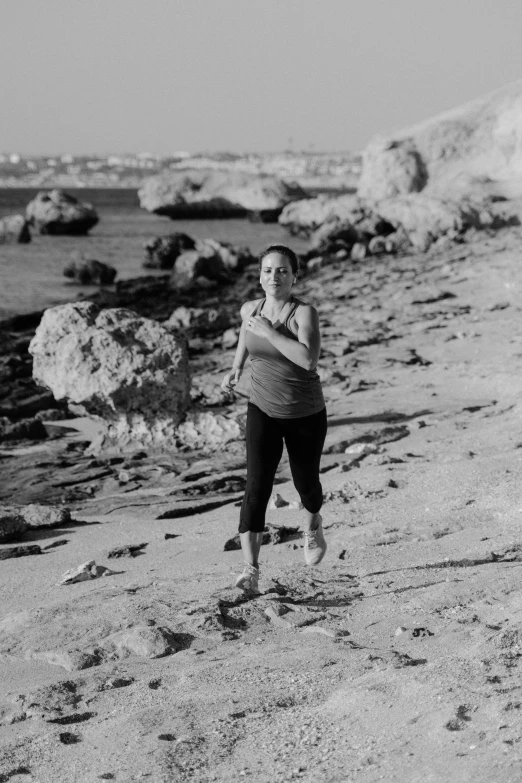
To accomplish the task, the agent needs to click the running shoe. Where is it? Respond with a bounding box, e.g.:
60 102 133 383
235 562 260 594
304 515 327 565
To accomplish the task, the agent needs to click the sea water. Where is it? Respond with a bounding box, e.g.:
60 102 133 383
0 188 308 319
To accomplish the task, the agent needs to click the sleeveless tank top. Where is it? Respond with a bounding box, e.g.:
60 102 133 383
245 296 325 419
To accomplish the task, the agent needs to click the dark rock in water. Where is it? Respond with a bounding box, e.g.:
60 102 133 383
143 233 196 269
63 257 117 285
0 214 31 244
26 189 99 235
138 169 307 221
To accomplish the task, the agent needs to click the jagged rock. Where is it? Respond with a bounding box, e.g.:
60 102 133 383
26 189 99 235
279 194 358 236
166 306 231 334
358 138 428 201
0 508 28 543
107 543 148 558
33 649 102 672
143 232 195 269
104 625 180 659
0 214 31 244
358 79 522 200
29 302 191 453
195 238 256 271
58 560 116 585
0 504 72 529
63 257 117 285
169 249 231 290
175 411 243 451
138 169 307 222
0 545 42 560
373 194 511 250
269 492 289 509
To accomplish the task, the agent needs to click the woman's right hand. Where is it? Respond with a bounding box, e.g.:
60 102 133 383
221 367 242 392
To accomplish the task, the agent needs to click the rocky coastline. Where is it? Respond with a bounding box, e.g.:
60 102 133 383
3 82 522 778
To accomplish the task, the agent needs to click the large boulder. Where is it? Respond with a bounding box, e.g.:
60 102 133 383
138 169 307 222
28 302 191 452
26 189 99 235
143 232 196 269
358 138 428 201
63 257 117 285
169 245 233 290
358 79 522 200
279 194 359 236
0 214 31 244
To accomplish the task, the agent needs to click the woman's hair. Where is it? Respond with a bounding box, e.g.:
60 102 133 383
259 244 300 275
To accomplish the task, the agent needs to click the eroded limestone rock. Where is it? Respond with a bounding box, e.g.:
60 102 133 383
26 190 99 235
139 170 307 222
29 302 191 452
0 214 31 244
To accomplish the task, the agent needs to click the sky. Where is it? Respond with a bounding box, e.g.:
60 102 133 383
2 0 522 156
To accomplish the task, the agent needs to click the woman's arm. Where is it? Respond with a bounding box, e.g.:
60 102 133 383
248 304 321 371
221 301 258 391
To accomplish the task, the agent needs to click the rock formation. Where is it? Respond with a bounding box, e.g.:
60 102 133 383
28 302 191 452
63 257 117 285
143 232 195 269
284 191 518 256
358 79 522 200
26 189 99 235
138 169 307 222
166 306 231 334
0 214 31 244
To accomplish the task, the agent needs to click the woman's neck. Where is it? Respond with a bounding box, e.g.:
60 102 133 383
262 293 292 320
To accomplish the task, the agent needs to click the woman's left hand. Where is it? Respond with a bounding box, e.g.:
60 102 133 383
246 314 274 339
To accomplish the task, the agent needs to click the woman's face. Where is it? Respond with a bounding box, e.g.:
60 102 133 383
259 252 296 299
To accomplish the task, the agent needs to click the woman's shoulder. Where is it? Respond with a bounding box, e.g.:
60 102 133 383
292 298 318 320
240 298 264 319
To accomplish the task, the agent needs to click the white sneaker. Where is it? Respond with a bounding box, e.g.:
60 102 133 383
235 563 260 594
304 515 327 565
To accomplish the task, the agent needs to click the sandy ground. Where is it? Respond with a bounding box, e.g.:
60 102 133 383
2 224 522 782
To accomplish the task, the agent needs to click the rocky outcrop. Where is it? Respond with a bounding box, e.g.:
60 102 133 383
175 411 243 451
138 169 307 222
143 233 195 269
28 302 191 453
358 138 428 201
63 257 117 285
26 189 99 235
358 79 522 200
303 194 517 258
166 306 231 334
0 214 31 244
195 239 255 272
279 194 358 236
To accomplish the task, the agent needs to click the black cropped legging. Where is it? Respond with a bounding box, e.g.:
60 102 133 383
239 402 328 534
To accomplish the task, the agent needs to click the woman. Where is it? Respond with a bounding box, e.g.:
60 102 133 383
221 244 327 594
